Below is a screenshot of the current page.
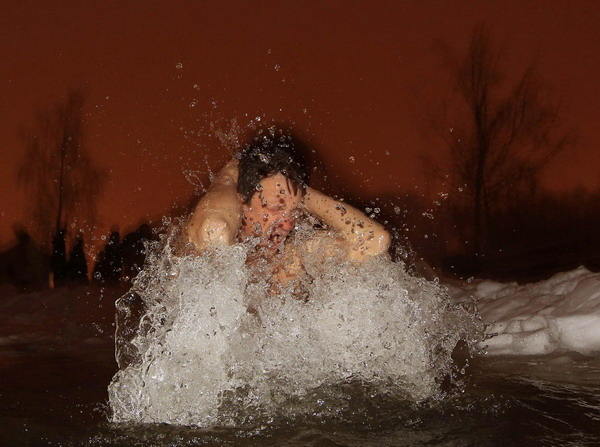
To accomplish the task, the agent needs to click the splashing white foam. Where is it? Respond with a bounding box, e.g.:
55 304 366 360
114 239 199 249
108 229 480 427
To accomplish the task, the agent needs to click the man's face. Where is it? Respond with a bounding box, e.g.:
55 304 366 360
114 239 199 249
241 173 303 248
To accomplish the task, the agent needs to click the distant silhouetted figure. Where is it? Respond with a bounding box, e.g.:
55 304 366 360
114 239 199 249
67 233 88 282
0 226 48 292
121 224 154 281
93 231 123 283
51 229 68 283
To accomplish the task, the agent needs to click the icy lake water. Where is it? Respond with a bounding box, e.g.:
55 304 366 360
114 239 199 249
2 268 600 446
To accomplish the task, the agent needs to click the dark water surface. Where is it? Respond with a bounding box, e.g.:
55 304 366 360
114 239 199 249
2 287 600 446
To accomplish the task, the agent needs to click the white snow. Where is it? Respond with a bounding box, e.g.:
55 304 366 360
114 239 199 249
449 266 600 356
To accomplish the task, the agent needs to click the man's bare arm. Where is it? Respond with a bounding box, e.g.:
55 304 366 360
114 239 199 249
303 187 391 260
185 159 242 252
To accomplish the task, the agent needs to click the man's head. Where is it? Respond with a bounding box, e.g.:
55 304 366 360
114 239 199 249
237 128 308 247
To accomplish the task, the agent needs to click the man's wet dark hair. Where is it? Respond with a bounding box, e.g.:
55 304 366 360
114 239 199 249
237 127 309 203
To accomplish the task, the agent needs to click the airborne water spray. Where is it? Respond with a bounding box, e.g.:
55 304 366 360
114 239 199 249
108 222 482 427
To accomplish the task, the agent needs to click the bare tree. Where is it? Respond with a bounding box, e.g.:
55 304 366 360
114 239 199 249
18 89 107 252
429 28 573 262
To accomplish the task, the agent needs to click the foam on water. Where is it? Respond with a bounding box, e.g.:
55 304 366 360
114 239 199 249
108 227 481 427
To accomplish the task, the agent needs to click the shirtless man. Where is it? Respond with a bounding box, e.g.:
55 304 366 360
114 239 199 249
185 128 391 289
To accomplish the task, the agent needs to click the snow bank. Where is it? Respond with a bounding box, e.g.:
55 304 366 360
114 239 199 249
450 266 600 356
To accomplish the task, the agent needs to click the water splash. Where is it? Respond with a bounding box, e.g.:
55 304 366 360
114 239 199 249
108 226 481 427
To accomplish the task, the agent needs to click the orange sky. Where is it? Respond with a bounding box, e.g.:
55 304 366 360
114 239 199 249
2 0 599 249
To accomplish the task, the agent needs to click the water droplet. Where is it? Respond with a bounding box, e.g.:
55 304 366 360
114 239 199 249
108 222 482 425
